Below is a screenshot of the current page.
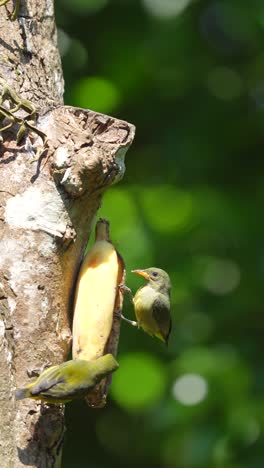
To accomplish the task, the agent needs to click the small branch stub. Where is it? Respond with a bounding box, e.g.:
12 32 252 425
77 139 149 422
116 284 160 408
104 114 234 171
49 106 135 198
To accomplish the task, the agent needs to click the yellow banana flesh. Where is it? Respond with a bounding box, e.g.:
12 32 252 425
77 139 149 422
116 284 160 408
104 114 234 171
72 220 120 362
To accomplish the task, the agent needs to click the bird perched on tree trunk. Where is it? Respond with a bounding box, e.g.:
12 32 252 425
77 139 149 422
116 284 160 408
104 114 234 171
120 267 172 345
15 354 119 404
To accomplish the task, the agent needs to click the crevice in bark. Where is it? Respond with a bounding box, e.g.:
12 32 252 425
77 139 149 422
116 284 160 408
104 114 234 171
0 1 135 466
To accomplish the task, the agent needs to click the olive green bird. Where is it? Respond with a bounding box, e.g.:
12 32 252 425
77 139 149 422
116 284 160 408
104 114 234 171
15 354 119 404
120 267 172 345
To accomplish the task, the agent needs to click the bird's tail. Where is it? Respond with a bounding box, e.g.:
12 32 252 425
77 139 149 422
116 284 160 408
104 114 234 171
15 388 29 400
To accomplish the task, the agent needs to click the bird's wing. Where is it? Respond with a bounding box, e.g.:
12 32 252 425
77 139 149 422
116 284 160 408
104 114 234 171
30 361 93 400
152 297 172 344
30 365 66 397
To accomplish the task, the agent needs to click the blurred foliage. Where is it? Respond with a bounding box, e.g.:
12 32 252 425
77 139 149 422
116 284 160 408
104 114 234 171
55 0 264 466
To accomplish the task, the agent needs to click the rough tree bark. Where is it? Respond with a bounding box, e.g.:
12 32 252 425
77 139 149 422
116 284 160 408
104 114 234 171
0 1 135 467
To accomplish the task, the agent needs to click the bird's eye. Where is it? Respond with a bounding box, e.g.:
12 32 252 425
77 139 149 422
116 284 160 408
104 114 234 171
152 272 158 278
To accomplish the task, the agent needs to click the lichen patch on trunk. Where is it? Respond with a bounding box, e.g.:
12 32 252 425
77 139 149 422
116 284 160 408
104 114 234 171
5 184 71 240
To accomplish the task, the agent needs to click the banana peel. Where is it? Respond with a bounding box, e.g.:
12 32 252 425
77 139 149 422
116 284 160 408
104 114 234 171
72 218 125 407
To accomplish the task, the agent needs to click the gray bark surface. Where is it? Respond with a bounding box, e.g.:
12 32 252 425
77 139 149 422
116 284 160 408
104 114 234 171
0 1 135 466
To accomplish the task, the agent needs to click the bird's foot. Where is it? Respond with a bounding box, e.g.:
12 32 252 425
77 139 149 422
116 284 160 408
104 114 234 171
121 314 138 327
114 310 138 327
27 361 52 378
118 283 134 302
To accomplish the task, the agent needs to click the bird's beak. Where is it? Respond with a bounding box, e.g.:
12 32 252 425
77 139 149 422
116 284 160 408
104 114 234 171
131 269 150 280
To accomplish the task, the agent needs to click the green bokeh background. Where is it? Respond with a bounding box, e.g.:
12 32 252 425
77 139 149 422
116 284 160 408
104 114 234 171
55 0 264 466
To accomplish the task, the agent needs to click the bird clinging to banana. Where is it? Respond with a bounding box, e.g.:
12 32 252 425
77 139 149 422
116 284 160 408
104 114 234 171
15 354 119 404
120 267 172 345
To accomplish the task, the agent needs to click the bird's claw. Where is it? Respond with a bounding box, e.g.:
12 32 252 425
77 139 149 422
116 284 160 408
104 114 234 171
118 283 134 302
118 312 138 327
27 361 52 378
118 283 131 293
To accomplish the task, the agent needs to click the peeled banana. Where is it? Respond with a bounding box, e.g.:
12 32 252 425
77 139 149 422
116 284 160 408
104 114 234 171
73 218 124 361
72 218 125 407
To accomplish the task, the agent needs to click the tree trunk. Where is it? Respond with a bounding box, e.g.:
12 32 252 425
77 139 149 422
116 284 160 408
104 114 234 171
0 1 135 466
